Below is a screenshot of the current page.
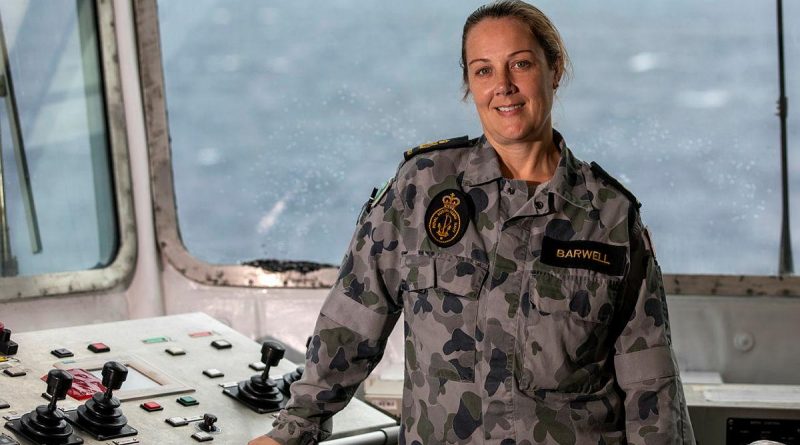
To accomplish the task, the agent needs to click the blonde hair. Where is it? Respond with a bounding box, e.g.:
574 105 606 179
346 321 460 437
460 0 572 99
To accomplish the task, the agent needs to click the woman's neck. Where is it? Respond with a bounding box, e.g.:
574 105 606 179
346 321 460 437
487 132 560 183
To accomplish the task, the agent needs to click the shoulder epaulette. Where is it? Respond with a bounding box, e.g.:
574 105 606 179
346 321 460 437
403 135 472 161
589 161 641 209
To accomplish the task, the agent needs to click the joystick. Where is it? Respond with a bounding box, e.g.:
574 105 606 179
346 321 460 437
223 341 286 413
0 322 18 356
198 413 218 433
65 361 137 440
4 369 83 445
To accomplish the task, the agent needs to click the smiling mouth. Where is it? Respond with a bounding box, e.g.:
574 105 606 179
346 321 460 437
496 104 523 112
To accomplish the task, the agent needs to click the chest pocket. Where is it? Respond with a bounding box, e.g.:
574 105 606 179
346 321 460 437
518 266 622 394
401 251 488 382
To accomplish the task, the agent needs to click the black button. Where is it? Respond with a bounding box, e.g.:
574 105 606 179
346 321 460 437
51 348 74 358
191 432 214 442
535 201 544 209
202 369 224 378
3 368 25 377
165 347 186 356
507 187 515 194
210 340 231 350
0 398 9 409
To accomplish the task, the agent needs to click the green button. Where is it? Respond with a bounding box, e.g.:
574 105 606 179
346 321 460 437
143 336 170 344
177 396 198 406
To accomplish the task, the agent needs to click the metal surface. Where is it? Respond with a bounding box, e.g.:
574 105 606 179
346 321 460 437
0 0 137 301
0 313 397 444
776 0 793 275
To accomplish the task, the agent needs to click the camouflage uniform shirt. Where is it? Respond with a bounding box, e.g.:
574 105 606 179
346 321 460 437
268 131 695 444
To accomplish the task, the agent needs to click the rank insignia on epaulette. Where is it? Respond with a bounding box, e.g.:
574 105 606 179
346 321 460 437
358 177 393 223
370 178 392 210
403 135 471 161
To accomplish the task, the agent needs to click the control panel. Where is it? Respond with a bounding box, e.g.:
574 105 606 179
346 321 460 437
684 381 800 444
0 313 397 444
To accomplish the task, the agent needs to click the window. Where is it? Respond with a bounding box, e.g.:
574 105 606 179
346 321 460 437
0 0 117 277
157 1 796 278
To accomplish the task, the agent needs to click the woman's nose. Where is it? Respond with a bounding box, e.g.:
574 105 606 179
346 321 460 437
494 70 517 96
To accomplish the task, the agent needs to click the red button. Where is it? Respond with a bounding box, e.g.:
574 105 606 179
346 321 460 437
189 331 213 338
88 342 110 353
140 401 163 412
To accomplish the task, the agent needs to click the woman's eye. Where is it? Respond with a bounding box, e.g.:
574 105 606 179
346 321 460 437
475 67 491 76
513 60 532 69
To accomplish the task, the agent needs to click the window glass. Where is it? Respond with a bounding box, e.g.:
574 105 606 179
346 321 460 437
0 0 116 277
160 0 784 275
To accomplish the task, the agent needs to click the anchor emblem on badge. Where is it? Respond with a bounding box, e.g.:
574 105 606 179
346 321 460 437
425 189 470 248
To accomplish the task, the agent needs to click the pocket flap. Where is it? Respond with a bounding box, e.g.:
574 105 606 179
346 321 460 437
403 252 487 298
532 268 620 323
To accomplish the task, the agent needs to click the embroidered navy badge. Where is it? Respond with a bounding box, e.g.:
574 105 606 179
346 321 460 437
425 189 470 248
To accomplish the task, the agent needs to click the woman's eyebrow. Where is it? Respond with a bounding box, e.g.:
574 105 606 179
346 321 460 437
467 49 535 66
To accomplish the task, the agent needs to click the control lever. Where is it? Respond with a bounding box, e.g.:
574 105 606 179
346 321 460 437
3 369 83 445
222 340 286 413
198 413 218 433
0 322 17 356
66 361 137 440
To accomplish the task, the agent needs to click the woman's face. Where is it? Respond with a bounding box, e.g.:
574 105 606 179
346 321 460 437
465 17 557 147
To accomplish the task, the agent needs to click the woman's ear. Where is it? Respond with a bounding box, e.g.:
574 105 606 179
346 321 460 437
552 65 561 90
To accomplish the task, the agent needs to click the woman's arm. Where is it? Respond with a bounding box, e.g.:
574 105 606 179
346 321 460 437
255 179 406 445
613 213 695 445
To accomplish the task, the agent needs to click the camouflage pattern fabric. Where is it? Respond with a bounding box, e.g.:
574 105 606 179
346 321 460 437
267 131 695 444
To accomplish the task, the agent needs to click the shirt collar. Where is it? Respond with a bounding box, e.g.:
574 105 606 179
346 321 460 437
462 130 593 211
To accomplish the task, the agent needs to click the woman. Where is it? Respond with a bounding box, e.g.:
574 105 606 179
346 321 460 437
251 1 694 444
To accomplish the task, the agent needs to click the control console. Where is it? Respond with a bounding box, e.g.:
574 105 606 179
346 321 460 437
0 313 397 444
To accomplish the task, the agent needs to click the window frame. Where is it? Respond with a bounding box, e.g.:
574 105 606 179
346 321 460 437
135 0 800 296
0 0 137 301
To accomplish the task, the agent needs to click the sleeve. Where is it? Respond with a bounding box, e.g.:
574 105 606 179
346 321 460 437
613 212 695 445
266 179 405 445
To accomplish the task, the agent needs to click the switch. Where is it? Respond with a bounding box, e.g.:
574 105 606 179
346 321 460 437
249 362 266 371
191 431 214 442
140 401 163 412
51 348 74 358
165 347 186 356
202 369 224 379
2 368 25 377
88 342 110 353
210 340 231 350
166 417 189 427
198 413 218 432
177 396 199 407
142 336 170 344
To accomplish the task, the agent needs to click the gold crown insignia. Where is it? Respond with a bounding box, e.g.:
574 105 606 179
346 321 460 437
441 193 460 210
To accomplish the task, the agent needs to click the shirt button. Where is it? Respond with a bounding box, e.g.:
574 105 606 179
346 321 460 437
535 201 544 209
508 187 515 194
